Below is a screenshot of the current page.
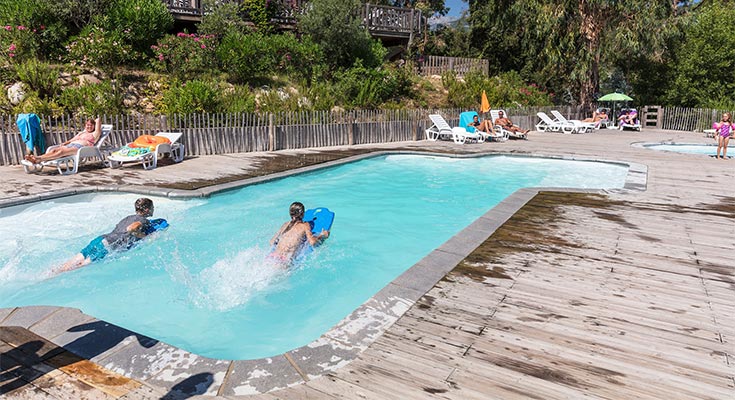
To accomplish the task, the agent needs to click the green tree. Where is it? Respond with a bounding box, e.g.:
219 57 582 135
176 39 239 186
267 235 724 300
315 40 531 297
199 0 249 38
298 0 385 70
470 0 680 110
665 0 735 108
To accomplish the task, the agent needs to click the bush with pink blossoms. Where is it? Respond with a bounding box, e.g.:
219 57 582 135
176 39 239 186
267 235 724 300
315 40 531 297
0 25 41 64
65 26 132 76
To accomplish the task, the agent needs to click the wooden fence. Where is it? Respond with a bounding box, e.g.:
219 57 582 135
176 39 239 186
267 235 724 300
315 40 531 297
417 56 490 77
8 105 728 167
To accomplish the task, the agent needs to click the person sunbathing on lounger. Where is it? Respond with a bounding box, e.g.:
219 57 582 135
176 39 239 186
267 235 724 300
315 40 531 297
494 111 529 134
24 117 100 164
269 202 329 264
582 110 608 123
468 114 494 133
54 198 155 274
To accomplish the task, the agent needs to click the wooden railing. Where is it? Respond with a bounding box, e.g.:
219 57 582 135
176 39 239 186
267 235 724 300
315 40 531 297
160 0 423 38
417 56 490 77
163 0 200 16
360 3 424 38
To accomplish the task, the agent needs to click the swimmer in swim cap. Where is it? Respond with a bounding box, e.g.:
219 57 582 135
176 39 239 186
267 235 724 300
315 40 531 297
269 202 329 264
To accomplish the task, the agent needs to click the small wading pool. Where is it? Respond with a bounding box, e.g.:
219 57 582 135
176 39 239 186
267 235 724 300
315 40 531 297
0 154 628 360
640 143 729 157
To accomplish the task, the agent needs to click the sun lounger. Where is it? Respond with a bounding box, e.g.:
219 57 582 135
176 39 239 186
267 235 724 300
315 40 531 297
550 110 595 133
425 114 481 144
21 124 114 175
108 132 185 170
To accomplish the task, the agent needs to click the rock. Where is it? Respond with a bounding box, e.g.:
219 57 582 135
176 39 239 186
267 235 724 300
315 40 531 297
7 82 25 105
78 74 101 86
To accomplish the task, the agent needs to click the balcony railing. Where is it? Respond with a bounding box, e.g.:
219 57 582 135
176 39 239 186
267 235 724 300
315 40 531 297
160 0 423 38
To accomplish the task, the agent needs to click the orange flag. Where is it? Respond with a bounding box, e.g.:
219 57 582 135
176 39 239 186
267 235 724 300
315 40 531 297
480 90 490 113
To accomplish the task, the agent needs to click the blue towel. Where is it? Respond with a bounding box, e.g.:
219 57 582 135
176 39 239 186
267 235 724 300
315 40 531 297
16 114 46 154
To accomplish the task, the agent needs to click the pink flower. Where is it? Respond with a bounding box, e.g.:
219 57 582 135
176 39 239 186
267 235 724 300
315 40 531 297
17 25 25 30
8 44 16 51
158 54 164 61
200 44 206 49
8 53 14 58
3 26 11 31
40 25 45 30
177 32 187 37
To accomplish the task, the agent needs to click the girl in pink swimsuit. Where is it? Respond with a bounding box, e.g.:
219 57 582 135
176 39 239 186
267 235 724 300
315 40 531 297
24 118 101 164
714 112 733 159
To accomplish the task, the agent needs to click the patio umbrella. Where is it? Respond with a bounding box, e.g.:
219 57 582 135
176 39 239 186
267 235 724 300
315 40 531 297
597 93 633 102
597 92 634 123
480 90 490 114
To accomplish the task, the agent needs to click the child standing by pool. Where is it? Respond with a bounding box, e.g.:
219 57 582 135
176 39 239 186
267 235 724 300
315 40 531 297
54 198 155 273
714 112 733 159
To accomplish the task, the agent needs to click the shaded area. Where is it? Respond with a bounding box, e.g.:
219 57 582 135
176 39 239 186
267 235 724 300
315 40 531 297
0 323 154 398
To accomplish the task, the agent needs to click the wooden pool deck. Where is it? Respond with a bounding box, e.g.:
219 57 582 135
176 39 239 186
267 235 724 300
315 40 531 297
0 129 733 399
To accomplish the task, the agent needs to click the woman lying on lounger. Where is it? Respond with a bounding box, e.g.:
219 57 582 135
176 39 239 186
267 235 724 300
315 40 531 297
24 117 101 164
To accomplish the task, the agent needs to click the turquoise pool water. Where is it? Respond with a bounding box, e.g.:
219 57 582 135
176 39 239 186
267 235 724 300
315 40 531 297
0 154 628 360
644 143 723 156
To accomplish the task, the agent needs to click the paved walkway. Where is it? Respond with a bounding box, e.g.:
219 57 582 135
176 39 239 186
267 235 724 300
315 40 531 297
1 129 733 399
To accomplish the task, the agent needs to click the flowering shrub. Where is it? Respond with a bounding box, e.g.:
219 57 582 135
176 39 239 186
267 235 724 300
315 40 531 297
0 25 41 63
150 33 218 80
65 26 132 75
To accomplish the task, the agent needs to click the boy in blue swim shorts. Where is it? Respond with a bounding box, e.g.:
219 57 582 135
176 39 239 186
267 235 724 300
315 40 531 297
55 198 155 274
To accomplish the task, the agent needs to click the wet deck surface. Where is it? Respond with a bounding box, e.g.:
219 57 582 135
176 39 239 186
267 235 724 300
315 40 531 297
1 129 734 399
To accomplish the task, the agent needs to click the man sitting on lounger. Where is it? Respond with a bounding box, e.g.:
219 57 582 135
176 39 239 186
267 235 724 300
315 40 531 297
468 114 494 133
23 117 101 165
494 111 530 135
54 198 155 274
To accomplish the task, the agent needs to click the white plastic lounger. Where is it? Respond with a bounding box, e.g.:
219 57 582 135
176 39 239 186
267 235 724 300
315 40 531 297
550 110 595 133
536 112 574 133
108 132 185 170
425 114 480 144
21 124 113 175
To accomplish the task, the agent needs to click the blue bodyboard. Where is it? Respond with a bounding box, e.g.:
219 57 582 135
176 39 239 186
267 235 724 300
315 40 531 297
294 207 334 260
143 218 169 235
304 207 334 236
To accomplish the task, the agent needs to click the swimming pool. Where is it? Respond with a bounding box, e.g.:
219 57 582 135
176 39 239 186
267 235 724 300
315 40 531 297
0 154 628 360
641 143 726 156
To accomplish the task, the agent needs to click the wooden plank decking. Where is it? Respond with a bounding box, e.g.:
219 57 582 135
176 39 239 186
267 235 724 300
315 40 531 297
0 129 733 399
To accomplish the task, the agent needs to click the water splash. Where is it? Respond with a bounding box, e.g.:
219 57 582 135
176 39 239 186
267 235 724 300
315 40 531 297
181 247 289 311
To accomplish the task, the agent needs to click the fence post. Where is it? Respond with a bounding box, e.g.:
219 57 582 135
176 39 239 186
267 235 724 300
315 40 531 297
348 113 355 146
657 106 663 130
268 113 275 151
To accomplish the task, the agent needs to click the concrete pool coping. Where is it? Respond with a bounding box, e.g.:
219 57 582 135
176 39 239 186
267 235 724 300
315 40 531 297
0 150 648 396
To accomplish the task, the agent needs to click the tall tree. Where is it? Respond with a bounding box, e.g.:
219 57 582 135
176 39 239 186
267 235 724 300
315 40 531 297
665 0 735 108
470 0 680 110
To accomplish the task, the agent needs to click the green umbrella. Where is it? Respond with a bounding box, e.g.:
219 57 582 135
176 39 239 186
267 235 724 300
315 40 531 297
598 93 633 102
